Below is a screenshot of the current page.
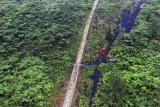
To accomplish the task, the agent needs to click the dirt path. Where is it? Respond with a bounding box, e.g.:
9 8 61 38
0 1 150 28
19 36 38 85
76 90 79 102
55 78 70 107
55 70 83 107
71 72 83 107
62 0 100 107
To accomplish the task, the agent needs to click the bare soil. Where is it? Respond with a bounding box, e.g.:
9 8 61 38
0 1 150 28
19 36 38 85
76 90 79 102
55 78 70 107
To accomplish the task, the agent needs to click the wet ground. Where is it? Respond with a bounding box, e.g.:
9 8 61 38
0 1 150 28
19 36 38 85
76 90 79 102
88 0 144 106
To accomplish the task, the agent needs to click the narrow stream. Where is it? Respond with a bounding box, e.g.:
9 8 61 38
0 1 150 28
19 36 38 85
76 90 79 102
88 0 144 106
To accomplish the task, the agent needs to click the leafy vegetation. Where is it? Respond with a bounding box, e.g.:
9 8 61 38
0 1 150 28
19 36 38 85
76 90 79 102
0 55 52 106
79 0 160 107
1 0 159 107
0 0 91 106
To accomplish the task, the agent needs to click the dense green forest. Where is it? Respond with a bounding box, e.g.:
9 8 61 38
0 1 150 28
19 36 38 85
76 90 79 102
0 0 92 106
79 0 160 107
0 0 160 107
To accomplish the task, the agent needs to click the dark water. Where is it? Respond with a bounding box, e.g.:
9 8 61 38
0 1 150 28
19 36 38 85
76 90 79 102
88 0 144 106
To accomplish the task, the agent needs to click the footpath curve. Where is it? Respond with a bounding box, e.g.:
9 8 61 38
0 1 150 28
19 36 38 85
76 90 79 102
62 0 100 107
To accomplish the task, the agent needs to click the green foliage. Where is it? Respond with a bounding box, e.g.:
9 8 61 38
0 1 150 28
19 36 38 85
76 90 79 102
0 0 87 57
0 0 90 106
105 30 115 41
92 1 160 106
79 95 90 107
79 0 160 107
0 55 52 107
